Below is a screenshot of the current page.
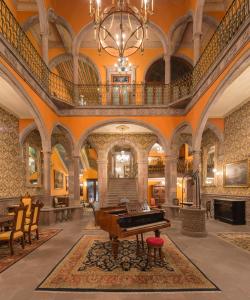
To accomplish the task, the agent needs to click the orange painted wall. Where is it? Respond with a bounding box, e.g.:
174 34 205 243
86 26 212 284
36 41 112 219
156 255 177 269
208 118 225 132
176 47 194 62
19 119 34 133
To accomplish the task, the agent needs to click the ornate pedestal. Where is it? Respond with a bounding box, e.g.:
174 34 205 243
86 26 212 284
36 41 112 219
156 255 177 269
181 208 207 237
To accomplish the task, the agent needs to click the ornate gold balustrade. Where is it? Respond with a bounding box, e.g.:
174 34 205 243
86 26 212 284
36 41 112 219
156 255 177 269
0 0 249 108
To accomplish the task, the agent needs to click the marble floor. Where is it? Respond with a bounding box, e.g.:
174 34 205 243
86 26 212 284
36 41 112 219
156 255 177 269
0 214 250 300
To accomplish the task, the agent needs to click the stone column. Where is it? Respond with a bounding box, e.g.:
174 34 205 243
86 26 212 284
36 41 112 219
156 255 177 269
192 150 202 207
164 53 171 84
43 151 51 207
137 151 148 203
165 155 177 204
192 150 201 173
41 32 49 65
193 32 202 64
73 54 79 104
73 156 80 202
97 151 108 207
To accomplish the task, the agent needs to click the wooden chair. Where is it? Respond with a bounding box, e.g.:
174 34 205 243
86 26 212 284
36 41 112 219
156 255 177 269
0 205 26 255
21 194 32 224
24 201 43 244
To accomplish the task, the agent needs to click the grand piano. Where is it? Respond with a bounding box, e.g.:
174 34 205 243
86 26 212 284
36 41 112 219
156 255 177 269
96 203 171 258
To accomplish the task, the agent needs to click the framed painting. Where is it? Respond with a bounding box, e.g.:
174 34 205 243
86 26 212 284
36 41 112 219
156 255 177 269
54 170 64 189
111 75 131 84
223 159 249 187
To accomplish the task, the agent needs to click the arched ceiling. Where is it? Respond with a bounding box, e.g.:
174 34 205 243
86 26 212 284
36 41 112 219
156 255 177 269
79 25 162 50
208 67 250 117
28 21 72 51
0 77 32 118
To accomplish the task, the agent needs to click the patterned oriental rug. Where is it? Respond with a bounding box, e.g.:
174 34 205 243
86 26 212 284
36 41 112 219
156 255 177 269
217 232 250 253
0 229 61 273
37 235 219 292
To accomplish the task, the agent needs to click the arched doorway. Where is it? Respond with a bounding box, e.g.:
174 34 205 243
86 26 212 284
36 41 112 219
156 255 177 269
108 145 137 179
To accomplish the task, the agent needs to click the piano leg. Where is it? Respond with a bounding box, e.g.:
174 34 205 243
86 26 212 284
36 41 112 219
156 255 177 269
155 229 161 237
112 236 119 259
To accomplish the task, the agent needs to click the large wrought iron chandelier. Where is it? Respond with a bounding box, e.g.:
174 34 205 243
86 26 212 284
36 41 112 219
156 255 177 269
89 0 154 57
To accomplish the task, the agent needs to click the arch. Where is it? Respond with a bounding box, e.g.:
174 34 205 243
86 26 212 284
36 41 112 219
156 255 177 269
104 138 141 162
0 63 48 151
22 15 40 32
142 54 165 83
169 11 193 54
204 122 224 143
193 49 250 151
49 53 73 70
147 21 169 54
174 53 193 66
73 20 169 56
73 21 94 56
19 122 38 146
49 53 101 83
170 121 193 147
170 121 193 156
22 9 74 41
47 8 75 39
203 15 219 28
75 118 171 157
50 122 76 155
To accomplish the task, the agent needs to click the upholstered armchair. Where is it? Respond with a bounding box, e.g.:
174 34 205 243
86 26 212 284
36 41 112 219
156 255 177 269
24 201 43 244
0 206 26 255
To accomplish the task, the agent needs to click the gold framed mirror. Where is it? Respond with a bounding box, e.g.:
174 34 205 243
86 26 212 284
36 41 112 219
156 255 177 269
203 144 217 186
26 144 41 187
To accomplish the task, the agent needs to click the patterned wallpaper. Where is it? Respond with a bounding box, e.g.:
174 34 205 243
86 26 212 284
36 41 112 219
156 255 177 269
0 107 26 197
0 107 43 198
202 100 250 196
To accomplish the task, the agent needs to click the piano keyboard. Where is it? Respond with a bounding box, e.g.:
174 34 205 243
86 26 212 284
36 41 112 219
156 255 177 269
124 220 168 231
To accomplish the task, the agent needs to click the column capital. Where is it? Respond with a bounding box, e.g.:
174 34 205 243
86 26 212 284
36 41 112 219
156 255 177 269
192 150 202 156
163 53 171 61
193 31 202 39
72 155 81 160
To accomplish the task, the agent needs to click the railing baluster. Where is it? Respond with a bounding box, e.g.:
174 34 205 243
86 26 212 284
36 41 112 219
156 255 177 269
0 0 248 107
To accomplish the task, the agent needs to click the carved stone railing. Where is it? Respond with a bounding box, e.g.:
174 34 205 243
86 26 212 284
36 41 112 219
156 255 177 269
0 0 249 108
148 164 165 177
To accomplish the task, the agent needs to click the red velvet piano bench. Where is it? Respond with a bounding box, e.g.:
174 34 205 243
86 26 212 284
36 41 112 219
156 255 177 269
146 237 164 263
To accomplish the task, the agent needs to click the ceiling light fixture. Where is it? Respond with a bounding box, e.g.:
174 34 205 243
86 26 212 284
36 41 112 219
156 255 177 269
114 56 133 73
89 0 154 57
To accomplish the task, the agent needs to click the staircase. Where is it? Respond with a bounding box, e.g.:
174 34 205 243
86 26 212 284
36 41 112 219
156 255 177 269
106 178 138 207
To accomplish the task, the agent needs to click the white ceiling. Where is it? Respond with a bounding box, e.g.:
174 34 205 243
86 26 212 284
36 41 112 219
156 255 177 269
208 66 250 117
92 123 153 134
0 77 32 118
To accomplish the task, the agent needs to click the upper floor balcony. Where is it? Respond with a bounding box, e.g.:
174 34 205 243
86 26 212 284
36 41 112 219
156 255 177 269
0 0 249 114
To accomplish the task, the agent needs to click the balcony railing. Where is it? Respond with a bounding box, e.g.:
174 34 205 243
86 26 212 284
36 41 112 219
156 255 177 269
148 165 165 177
0 0 249 107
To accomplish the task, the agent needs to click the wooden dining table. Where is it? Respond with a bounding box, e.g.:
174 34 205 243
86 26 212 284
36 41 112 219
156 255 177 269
0 215 14 231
